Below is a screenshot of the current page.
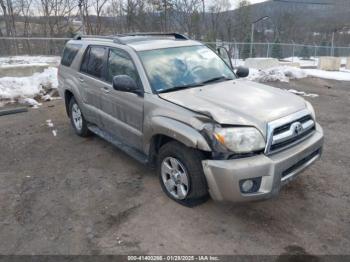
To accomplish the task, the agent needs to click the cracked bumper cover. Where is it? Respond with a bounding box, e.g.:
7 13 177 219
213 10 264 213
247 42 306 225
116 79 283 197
202 123 324 202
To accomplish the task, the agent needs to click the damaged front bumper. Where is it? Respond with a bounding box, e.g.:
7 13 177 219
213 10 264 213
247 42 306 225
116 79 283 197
202 124 324 202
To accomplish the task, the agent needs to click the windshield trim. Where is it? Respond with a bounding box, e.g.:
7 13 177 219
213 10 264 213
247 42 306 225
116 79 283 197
136 44 236 94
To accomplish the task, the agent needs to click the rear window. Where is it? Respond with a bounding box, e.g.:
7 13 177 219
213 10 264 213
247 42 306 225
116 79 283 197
61 44 82 67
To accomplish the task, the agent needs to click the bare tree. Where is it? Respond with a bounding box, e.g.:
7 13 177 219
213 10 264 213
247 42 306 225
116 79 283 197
0 0 18 36
234 0 251 42
92 0 109 34
105 0 124 34
207 0 231 41
18 0 34 36
36 0 77 36
173 0 202 37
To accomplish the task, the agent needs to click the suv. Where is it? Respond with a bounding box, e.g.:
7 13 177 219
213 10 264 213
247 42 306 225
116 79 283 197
58 33 323 206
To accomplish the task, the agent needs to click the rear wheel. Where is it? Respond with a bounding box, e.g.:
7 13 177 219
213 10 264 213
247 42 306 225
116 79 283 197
69 98 91 137
157 141 209 207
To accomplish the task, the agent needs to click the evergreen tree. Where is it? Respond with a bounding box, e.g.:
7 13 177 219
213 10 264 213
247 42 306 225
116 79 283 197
300 46 310 59
241 37 255 59
271 38 283 59
319 41 329 56
334 47 339 57
67 25 76 38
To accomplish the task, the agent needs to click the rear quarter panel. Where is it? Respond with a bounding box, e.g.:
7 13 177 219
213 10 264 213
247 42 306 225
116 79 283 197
58 42 92 120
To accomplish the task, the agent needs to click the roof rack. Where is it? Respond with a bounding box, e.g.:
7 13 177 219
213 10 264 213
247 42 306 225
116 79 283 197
121 32 189 40
73 32 188 45
73 34 125 44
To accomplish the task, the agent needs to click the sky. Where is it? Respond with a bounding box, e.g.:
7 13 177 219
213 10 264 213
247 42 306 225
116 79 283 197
231 0 269 6
211 0 270 10
245 0 269 3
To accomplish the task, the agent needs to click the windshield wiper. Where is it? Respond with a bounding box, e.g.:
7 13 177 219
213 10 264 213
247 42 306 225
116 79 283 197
157 82 204 94
157 76 232 94
201 76 233 84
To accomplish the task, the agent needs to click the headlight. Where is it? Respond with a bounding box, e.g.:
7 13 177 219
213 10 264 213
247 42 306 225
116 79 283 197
305 101 316 121
212 127 265 153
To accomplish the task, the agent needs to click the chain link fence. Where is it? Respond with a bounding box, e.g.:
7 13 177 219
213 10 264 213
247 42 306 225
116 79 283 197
0 37 70 57
1 37 350 62
208 42 350 60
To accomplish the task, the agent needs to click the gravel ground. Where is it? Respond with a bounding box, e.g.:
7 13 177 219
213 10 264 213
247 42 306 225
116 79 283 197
0 77 349 255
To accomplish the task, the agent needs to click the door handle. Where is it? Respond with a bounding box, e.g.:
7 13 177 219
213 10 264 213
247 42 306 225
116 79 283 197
101 86 110 93
78 77 84 83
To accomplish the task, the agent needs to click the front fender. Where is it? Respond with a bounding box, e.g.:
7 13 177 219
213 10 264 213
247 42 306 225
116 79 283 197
144 116 212 153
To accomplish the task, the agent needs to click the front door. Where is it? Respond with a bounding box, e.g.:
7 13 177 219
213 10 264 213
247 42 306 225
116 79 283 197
100 47 144 150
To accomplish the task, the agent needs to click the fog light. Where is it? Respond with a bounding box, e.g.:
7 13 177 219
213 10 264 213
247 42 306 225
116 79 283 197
241 180 254 193
239 177 262 194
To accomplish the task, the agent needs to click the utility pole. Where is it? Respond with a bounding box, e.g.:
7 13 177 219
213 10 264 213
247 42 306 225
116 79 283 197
164 0 167 32
331 31 335 56
202 0 205 20
331 26 349 56
250 23 255 58
250 16 270 58
78 0 85 35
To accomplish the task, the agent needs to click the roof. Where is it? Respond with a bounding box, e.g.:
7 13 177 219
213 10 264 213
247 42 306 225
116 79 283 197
127 38 202 51
71 33 203 51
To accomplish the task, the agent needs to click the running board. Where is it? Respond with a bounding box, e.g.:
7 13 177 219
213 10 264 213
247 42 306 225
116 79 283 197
87 125 149 165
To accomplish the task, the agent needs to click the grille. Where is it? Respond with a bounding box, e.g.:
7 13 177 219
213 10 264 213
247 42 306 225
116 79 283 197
270 125 315 151
265 110 316 155
273 115 312 136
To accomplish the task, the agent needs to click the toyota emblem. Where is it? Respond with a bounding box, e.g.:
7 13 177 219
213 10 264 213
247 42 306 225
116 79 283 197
291 122 303 135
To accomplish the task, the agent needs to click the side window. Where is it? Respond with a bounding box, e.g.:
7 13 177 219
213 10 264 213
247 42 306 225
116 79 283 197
80 46 106 78
80 47 90 73
61 44 82 67
107 48 140 86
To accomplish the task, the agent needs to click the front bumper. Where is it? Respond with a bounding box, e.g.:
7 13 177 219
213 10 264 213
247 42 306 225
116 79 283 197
202 123 324 202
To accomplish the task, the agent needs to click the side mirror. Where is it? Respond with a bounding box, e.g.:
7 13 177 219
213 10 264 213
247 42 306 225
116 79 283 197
216 46 233 69
112 75 143 95
235 66 249 78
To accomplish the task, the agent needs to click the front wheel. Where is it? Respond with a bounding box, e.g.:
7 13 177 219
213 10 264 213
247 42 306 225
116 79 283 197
157 141 209 207
69 98 91 137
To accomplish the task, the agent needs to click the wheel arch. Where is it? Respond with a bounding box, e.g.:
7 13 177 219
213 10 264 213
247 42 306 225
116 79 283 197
145 117 212 165
64 89 74 117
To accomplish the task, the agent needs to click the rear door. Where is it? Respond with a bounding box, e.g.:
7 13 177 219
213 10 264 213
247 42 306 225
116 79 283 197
78 45 107 126
100 47 144 150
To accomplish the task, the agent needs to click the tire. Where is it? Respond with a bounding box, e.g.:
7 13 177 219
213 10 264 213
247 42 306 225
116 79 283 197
157 141 209 207
69 97 91 137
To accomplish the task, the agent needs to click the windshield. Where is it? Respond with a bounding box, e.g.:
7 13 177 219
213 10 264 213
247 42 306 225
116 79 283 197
138 45 235 93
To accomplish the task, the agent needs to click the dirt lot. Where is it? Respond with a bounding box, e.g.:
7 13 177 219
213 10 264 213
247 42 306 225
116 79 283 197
0 77 349 255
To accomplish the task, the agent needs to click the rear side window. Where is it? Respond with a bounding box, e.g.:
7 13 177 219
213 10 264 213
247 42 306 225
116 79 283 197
61 44 81 67
80 46 106 78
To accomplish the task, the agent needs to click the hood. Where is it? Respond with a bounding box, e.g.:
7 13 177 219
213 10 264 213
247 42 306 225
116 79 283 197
159 79 307 134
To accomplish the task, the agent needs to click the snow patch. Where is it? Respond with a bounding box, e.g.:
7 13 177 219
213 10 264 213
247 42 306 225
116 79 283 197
284 57 318 67
46 119 54 127
303 69 350 81
0 67 58 107
0 63 49 68
247 66 307 83
18 97 42 106
0 56 60 66
247 64 350 82
286 89 319 98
